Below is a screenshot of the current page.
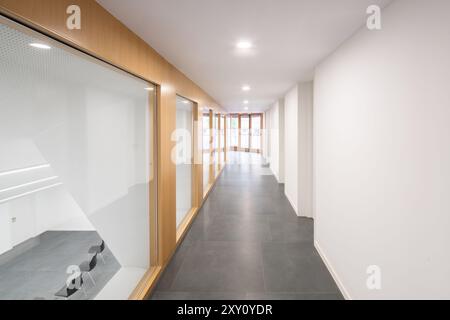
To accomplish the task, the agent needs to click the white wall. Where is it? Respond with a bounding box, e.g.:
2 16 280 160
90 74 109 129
0 188 94 255
268 99 285 183
284 86 299 213
314 0 450 299
35 187 94 233
281 83 314 218
268 104 279 179
267 107 279 180
279 101 285 183
263 110 270 162
8 197 36 246
0 141 94 254
0 206 12 255
0 140 47 171
298 83 314 218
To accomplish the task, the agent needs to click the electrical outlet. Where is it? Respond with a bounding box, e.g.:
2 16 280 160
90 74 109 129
11 217 17 223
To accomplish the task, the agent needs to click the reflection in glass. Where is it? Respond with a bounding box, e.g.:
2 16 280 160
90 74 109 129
241 115 250 149
230 115 239 148
0 20 155 300
226 116 231 154
220 115 225 166
175 97 193 227
202 112 211 194
214 114 220 175
251 114 262 151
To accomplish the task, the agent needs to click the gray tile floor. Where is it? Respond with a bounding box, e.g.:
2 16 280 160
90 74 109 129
151 153 343 300
0 231 120 300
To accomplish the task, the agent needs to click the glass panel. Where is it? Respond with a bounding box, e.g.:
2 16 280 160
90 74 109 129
241 115 250 149
214 114 219 150
226 116 231 152
251 115 262 150
175 96 193 228
214 114 220 174
0 19 155 300
220 115 225 165
230 115 239 148
202 112 210 193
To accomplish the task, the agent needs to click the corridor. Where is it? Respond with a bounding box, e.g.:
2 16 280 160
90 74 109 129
151 153 343 300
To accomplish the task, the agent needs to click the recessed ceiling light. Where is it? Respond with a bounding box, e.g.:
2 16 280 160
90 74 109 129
242 85 251 91
236 40 252 49
29 43 51 50
243 100 249 104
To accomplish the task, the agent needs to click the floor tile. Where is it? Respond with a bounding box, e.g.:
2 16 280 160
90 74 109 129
268 217 314 243
169 241 265 293
0 231 120 300
152 152 341 300
261 242 340 293
154 243 193 292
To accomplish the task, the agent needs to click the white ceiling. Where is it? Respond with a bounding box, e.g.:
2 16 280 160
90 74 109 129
98 0 392 113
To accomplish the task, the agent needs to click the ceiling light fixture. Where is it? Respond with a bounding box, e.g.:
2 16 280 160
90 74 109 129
236 40 252 49
145 87 154 91
30 43 51 50
242 85 251 92
243 100 249 104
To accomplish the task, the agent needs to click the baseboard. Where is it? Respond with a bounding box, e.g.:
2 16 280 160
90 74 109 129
176 207 197 243
271 168 280 182
314 240 352 300
284 192 298 215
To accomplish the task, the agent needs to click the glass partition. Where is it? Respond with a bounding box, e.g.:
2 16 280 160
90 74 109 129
175 96 193 228
230 115 239 149
220 115 225 166
251 114 262 152
226 115 231 163
214 113 220 176
202 111 211 194
240 115 250 149
0 18 156 300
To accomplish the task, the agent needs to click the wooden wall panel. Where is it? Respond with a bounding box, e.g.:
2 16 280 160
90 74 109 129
0 0 225 268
